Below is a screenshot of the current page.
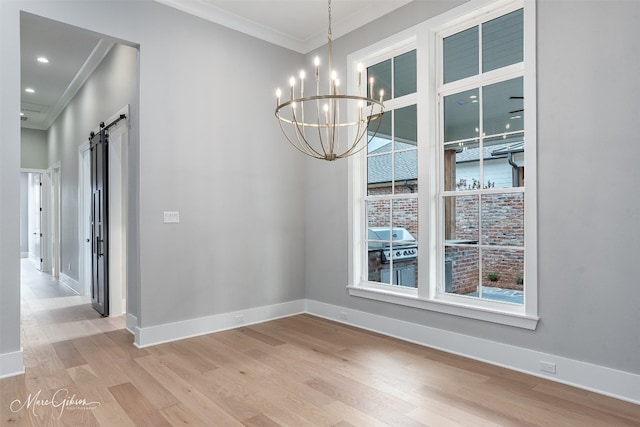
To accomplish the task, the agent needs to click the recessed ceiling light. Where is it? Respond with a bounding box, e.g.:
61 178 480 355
510 115 522 120
469 95 477 99
37 57 49 64
25 88 35 93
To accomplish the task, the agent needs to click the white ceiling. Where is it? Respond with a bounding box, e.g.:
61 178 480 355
157 0 412 53
20 13 114 130
20 0 411 130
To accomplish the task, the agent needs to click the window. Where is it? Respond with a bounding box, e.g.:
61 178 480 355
348 0 538 329
365 48 418 289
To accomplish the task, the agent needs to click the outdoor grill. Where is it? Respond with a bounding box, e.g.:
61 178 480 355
368 227 418 262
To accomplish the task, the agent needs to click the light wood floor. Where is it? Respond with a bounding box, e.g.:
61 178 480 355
2 261 639 426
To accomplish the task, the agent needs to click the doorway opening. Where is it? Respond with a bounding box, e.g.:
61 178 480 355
19 12 139 327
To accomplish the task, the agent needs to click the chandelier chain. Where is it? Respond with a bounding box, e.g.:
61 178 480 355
327 0 333 77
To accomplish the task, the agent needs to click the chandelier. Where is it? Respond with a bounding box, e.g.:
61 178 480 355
275 0 385 161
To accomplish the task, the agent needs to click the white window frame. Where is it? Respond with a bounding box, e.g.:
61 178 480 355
347 0 538 330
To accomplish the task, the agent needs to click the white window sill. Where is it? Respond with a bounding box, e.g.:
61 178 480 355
347 284 539 330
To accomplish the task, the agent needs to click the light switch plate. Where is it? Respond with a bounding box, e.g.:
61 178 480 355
163 211 180 223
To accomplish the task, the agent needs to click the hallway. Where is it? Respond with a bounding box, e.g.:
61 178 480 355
19 259 124 343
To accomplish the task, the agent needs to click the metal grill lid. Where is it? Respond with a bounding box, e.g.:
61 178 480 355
368 227 416 242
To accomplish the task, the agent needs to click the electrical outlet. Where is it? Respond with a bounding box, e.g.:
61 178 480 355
339 311 349 320
234 315 245 324
539 361 556 374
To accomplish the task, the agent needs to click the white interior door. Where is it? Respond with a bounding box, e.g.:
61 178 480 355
48 164 61 278
108 120 127 316
27 173 43 270
80 147 92 295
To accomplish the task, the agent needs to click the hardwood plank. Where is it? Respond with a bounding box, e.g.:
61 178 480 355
239 326 286 347
321 400 389 427
74 382 137 427
114 357 180 409
242 414 281 427
52 340 87 369
306 377 425 427
161 402 209 426
135 354 244 425
108 382 172 427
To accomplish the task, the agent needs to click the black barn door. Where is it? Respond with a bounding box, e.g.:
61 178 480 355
90 129 109 316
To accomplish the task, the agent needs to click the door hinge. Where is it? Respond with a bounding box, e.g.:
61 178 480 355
40 258 43 262
39 207 42 212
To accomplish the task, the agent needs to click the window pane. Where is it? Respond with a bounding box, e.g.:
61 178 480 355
368 241 386 283
392 198 418 241
394 50 417 97
367 59 391 102
367 200 391 284
444 88 479 143
368 112 391 154
444 245 478 295
394 150 417 193
481 193 524 246
483 77 523 137
443 26 478 83
483 9 523 73
367 199 390 231
483 133 524 189
394 104 417 150
443 140 481 190
443 195 479 243
391 198 418 288
368 152 392 196
481 248 524 304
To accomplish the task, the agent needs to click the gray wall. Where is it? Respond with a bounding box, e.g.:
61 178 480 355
1 0 305 361
47 42 138 282
304 0 640 375
21 128 47 169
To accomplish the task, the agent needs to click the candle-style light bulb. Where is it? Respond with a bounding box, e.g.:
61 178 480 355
330 70 337 95
379 89 384 103
357 63 363 88
299 70 306 97
314 56 320 81
276 88 281 107
289 76 295 100
369 77 374 99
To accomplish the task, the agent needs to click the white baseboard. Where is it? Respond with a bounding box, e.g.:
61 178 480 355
125 313 137 334
305 299 640 405
59 273 81 295
134 299 306 348
0 348 25 379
